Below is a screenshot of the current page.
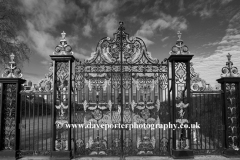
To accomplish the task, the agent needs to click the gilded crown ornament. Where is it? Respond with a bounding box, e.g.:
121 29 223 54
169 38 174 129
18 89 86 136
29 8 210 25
2 53 23 78
169 31 190 55
221 53 240 77
53 31 74 55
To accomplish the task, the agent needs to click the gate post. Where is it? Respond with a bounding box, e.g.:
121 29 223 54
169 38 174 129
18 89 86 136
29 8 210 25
217 53 240 157
0 53 26 159
168 31 194 159
50 32 75 160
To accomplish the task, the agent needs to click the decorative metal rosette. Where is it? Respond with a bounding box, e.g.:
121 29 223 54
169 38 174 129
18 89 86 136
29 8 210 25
221 53 240 77
190 74 207 91
53 31 74 55
169 31 190 55
2 53 23 78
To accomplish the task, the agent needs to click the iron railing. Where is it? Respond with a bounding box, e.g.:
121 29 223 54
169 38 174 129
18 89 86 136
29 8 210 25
18 92 52 157
190 91 223 154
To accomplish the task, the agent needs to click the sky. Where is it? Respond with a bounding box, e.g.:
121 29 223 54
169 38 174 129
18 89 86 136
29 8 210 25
11 0 240 87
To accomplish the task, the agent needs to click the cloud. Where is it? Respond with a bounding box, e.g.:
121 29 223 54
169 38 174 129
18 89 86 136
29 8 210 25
82 22 93 37
136 36 154 47
142 13 187 33
20 20 57 58
192 11 240 86
199 7 214 18
18 0 83 31
128 16 139 23
221 0 233 5
135 12 187 46
17 0 85 59
141 0 167 15
202 41 219 47
66 34 92 59
79 48 88 55
74 53 90 60
162 36 169 42
188 0 234 19
82 0 151 37
99 13 118 37
85 0 119 22
83 0 120 36
178 0 185 12
41 61 49 65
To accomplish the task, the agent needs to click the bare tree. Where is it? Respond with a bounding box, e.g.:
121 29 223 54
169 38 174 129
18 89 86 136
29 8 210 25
0 0 30 67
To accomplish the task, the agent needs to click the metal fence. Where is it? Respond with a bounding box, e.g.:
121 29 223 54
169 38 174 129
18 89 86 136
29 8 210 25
19 92 52 156
13 88 224 157
190 91 223 154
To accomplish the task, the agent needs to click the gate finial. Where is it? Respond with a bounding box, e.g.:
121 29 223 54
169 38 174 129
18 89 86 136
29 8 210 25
60 31 67 45
177 31 182 40
169 31 190 55
118 21 125 31
53 31 74 55
61 31 66 40
2 53 23 78
221 53 240 77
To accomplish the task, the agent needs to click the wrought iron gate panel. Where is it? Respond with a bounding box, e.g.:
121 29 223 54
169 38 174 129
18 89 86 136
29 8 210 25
72 22 170 158
18 63 53 157
190 68 223 155
190 91 222 155
19 92 52 157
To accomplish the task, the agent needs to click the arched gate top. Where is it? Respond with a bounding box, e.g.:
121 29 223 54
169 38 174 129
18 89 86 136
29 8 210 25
84 22 160 65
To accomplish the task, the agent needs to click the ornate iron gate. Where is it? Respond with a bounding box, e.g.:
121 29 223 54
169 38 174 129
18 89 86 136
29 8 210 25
71 22 170 157
1 22 239 160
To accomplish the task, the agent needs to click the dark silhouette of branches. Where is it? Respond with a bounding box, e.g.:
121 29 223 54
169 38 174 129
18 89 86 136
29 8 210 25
0 0 30 67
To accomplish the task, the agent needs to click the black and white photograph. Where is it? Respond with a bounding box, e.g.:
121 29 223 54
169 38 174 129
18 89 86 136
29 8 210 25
0 0 240 160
